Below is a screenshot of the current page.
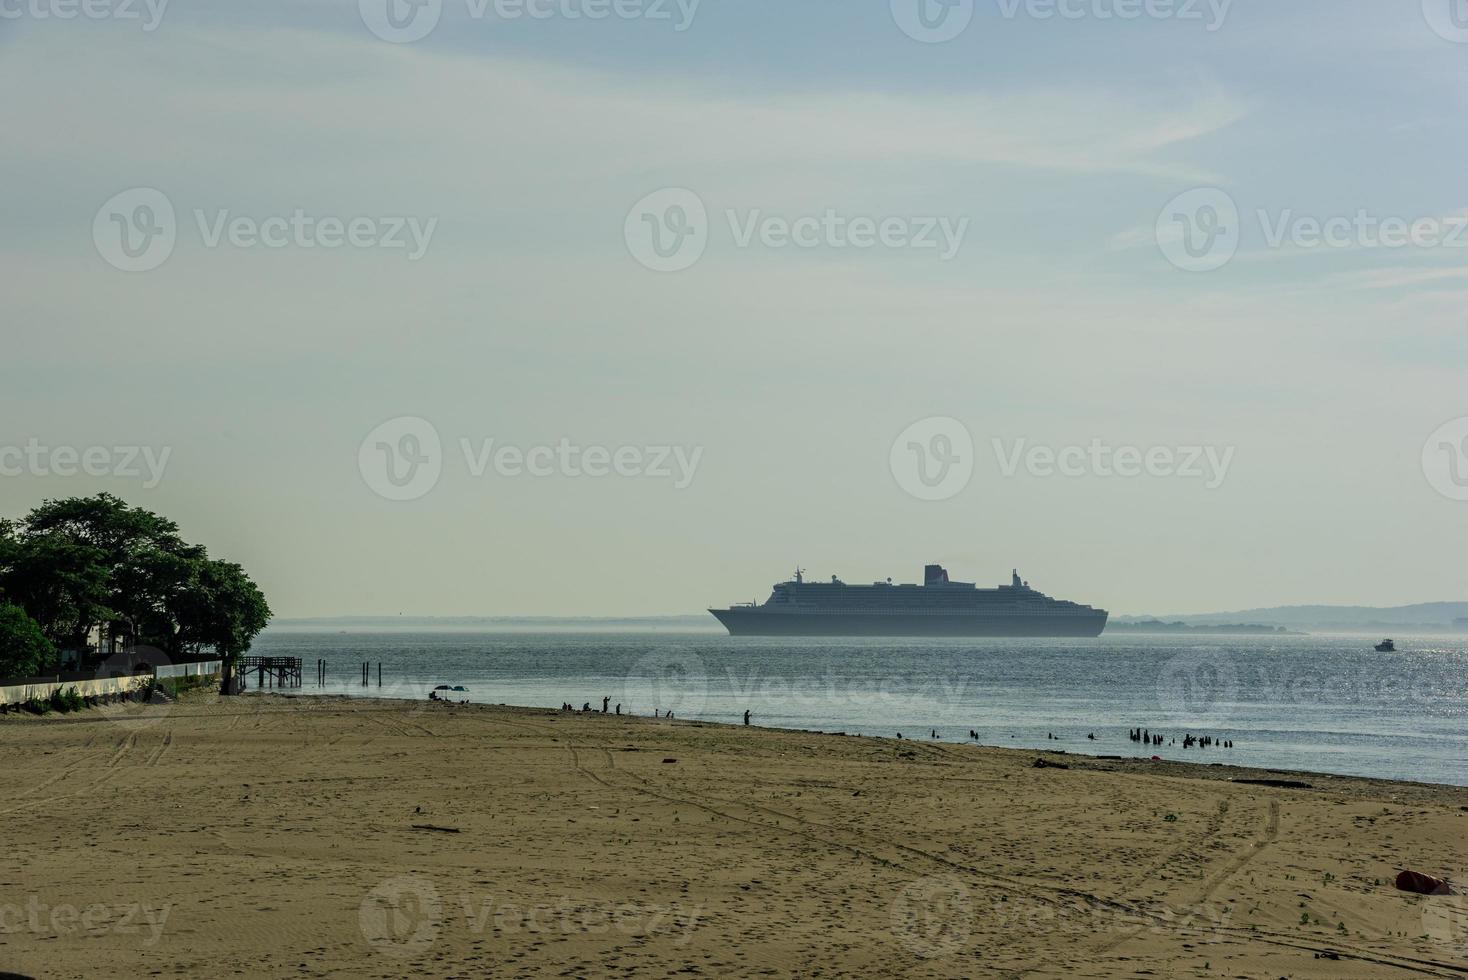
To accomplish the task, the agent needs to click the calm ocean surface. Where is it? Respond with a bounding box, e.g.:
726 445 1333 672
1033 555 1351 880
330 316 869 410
250 631 1468 787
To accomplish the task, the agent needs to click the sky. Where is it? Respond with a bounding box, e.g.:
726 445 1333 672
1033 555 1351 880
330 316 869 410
2 0 1467 618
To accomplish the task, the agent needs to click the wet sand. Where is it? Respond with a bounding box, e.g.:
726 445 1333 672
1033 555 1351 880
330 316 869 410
2 692 1466 978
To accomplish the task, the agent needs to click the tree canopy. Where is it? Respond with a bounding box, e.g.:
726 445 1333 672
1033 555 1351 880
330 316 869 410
0 603 56 678
0 494 271 671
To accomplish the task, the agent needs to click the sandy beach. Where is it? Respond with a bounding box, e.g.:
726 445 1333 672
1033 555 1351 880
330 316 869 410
2 693 1466 979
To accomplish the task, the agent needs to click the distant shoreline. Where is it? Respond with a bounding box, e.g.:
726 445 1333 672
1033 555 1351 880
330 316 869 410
262 617 1467 638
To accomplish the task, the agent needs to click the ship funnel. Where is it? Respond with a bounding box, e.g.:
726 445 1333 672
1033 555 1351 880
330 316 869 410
924 564 949 586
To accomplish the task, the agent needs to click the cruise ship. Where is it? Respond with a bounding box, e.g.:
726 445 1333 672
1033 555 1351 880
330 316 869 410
709 565 1108 637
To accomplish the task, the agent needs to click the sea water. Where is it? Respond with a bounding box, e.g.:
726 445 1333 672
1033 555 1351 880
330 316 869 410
249 630 1468 787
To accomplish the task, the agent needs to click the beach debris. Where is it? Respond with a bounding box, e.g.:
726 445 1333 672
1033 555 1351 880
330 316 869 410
662 758 678 764
1394 870 1452 895
1232 778 1312 789
411 824 461 834
1032 758 1069 770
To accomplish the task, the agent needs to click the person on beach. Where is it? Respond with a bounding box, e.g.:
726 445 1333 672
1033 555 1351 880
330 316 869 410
743 710 750 726
603 696 610 713
616 703 622 716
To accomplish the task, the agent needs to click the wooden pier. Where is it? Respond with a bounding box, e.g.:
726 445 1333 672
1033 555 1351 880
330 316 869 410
237 656 303 690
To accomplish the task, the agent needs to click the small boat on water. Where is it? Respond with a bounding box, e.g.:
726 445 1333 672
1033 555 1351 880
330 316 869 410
1375 639 1396 652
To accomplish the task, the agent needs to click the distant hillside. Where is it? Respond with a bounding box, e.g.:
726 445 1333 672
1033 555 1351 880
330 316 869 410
1107 620 1299 635
1134 603 1468 632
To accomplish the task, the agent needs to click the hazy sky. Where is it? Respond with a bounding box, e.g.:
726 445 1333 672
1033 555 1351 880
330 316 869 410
3 0 1467 618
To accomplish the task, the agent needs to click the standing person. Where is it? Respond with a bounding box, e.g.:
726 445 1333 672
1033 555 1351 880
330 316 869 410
743 710 751 726
603 696 610 714
616 703 622 716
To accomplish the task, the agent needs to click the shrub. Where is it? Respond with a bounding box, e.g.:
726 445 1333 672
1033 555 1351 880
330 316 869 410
48 686 84 713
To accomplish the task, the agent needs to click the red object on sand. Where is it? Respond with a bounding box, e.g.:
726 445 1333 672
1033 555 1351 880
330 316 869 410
1151 755 1161 761
1395 870 1452 895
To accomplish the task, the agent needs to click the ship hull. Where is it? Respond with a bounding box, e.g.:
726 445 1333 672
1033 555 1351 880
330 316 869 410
709 608 1108 638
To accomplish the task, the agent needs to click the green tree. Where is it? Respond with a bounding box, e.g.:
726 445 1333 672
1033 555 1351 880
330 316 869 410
0 532 113 653
0 496 271 680
19 494 196 653
0 603 58 679
172 560 272 693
